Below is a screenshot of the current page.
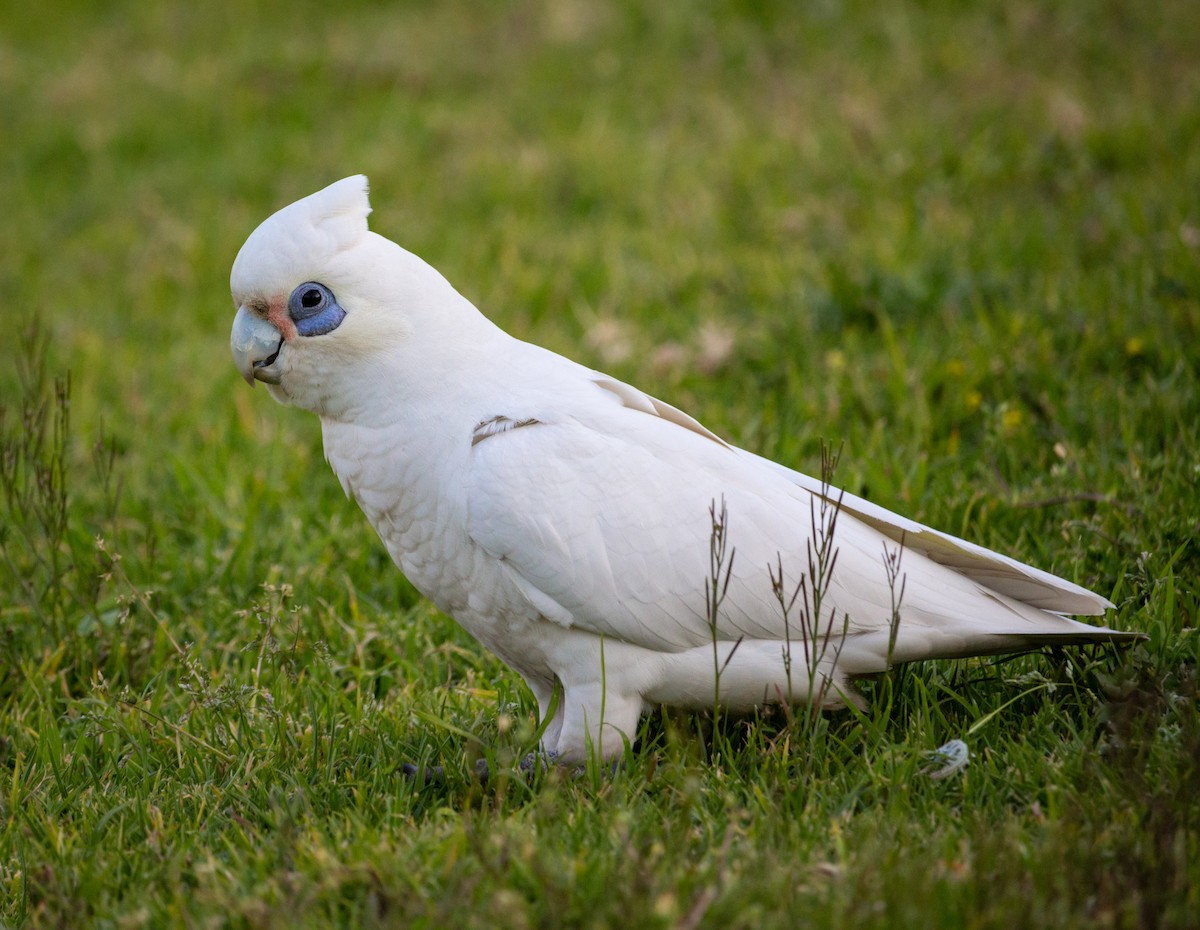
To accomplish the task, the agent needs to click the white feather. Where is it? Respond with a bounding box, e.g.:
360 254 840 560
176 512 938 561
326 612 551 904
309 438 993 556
231 177 1141 763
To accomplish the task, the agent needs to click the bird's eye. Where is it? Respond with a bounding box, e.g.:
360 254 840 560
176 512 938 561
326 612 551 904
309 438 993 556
288 281 346 336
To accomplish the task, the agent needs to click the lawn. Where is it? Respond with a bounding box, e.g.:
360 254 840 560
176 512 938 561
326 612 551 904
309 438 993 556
2 1 1198 927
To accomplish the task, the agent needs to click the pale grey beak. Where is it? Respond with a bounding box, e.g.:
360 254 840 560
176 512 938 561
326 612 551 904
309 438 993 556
231 306 284 386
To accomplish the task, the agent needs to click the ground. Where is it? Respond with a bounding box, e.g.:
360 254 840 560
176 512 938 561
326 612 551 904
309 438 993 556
1 1 1198 927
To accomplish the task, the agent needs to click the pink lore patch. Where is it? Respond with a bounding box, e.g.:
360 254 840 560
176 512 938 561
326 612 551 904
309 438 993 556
266 296 298 341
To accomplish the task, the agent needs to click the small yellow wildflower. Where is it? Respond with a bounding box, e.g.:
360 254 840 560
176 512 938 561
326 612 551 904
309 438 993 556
1001 406 1024 434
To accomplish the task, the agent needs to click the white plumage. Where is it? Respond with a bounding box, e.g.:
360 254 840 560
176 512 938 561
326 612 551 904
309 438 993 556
230 176 1138 763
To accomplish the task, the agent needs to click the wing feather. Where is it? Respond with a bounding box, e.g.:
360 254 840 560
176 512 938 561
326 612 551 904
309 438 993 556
593 371 1115 616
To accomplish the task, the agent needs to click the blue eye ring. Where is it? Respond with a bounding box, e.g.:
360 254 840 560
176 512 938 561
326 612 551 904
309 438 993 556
288 281 346 336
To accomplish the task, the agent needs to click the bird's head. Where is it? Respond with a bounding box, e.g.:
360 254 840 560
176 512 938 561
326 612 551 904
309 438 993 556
230 175 487 419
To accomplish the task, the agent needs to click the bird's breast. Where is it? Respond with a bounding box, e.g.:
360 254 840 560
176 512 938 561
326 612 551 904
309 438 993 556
320 417 555 677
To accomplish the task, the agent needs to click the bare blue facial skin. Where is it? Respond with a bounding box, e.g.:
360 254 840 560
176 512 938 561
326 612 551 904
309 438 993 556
289 281 346 336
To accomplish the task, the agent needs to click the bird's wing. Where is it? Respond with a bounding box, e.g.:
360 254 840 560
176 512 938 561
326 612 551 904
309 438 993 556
464 387 752 652
588 370 1113 616
744 455 1114 615
465 374 987 652
464 371 1129 664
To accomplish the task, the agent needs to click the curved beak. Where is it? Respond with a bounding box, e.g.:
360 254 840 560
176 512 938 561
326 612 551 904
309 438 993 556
231 306 284 386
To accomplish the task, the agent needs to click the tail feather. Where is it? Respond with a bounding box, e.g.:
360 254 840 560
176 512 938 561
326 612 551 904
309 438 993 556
837 578 1143 675
748 451 1115 615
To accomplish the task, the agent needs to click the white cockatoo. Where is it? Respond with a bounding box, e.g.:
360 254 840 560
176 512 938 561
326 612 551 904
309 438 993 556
230 176 1138 764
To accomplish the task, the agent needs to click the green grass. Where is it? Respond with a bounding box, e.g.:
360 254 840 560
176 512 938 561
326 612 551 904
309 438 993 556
2 1 1199 926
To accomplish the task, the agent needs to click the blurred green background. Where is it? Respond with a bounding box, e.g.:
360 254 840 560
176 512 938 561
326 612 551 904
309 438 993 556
2 1 1198 927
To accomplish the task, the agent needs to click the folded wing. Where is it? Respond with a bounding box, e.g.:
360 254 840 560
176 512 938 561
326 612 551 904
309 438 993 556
464 373 1137 674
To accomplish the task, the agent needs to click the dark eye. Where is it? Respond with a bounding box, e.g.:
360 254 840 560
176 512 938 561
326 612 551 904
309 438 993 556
287 282 346 336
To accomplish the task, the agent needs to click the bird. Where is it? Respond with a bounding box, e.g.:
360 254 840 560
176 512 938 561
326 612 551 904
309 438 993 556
230 176 1140 765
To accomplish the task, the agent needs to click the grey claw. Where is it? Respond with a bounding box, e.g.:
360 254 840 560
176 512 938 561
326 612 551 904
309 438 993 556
401 751 568 785
519 750 559 773
401 762 446 783
573 757 625 779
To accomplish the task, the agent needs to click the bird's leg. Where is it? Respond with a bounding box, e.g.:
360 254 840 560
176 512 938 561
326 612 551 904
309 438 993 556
399 677 640 784
554 681 643 767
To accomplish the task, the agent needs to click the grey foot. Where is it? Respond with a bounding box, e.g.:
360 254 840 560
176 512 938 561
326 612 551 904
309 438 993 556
401 752 560 784
400 761 447 783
